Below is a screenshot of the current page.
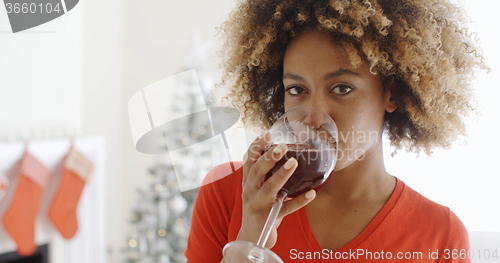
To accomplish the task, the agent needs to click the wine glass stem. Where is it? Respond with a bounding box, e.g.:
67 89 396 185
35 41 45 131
256 190 288 248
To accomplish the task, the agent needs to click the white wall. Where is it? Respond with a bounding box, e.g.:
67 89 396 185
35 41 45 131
81 0 125 262
0 0 84 137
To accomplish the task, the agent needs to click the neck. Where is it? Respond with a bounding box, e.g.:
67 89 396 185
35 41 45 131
318 141 395 203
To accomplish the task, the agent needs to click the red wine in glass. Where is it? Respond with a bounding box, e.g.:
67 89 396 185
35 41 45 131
262 143 334 197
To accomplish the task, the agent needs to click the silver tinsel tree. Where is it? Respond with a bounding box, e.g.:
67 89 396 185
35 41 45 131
123 33 223 263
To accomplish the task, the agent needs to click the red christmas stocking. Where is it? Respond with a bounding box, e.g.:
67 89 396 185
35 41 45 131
48 146 93 239
2 152 50 256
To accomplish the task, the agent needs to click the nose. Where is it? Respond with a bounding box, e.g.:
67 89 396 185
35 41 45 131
302 108 330 130
303 91 332 125
286 106 337 147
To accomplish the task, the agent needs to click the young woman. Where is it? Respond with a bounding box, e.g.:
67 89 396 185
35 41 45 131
186 0 486 262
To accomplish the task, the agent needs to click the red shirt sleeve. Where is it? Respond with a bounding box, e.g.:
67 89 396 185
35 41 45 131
185 163 241 263
437 210 471 263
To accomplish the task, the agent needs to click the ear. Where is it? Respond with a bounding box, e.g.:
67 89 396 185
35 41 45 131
383 80 397 113
384 91 397 113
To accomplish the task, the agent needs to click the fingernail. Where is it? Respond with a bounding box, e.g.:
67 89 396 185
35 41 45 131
273 143 287 154
305 190 316 199
283 157 296 170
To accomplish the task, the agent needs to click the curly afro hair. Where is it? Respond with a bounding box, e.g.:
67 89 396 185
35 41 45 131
216 0 487 155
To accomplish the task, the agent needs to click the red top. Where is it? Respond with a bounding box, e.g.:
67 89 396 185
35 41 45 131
186 162 470 262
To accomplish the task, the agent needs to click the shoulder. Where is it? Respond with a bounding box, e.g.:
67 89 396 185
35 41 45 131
195 162 244 215
202 161 244 186
396 180 469 249
400 183 451 218
198 161 243 196
185 162 244 263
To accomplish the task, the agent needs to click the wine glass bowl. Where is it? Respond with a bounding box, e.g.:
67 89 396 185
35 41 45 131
223 106 338 263
263 106 338 197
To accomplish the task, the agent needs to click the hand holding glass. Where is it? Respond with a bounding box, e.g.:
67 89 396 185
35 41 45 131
223 106 338 263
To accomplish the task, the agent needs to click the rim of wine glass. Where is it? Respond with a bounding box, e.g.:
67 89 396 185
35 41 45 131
277 105 338 175
222 240 284 263
281 105 338 148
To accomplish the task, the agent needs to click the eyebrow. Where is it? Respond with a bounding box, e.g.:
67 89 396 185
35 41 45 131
283 69 360 81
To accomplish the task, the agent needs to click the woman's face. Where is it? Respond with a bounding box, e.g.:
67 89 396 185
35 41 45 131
282 30 396 171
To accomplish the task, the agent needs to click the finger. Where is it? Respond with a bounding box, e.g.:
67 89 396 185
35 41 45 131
252 155 297 202
245 142 290 195
242 131 270 188
279 189 316 218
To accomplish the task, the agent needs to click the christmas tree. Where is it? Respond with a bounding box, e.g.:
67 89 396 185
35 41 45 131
123 163 197 263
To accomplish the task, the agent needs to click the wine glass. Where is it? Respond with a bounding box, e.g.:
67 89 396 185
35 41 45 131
223 106 338 263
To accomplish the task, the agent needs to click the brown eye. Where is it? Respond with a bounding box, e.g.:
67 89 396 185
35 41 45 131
332 84 353 95
285 86 305 96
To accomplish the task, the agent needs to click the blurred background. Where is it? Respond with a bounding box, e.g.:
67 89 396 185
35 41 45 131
0 0 498 262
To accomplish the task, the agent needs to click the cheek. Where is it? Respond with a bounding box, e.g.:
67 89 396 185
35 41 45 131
334 107 383 151
350 111 384 144
350 99 386 129
283 97 297 113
